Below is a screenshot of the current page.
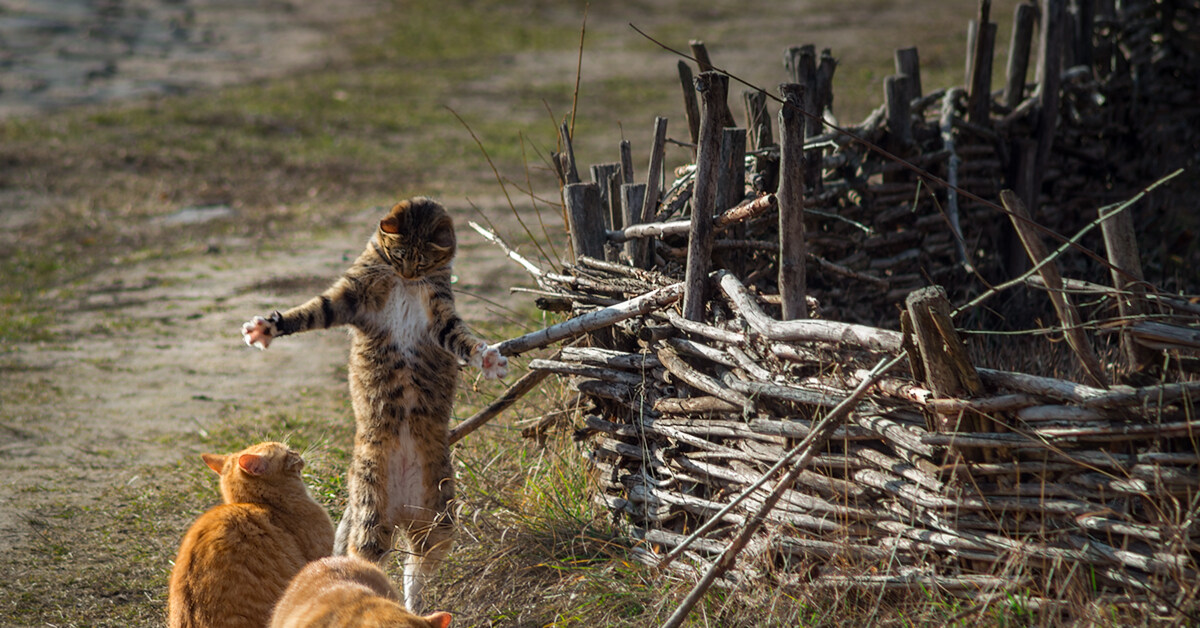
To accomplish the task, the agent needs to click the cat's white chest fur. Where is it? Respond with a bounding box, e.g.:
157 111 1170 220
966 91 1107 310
382 282 430 348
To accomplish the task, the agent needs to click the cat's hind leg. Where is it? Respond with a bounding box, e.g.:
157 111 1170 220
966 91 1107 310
340 449 396 563
400 516 454 613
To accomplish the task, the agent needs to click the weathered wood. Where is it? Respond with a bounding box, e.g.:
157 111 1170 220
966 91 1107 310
689 40 735 128
563 182 606 261
816 48 838 117
743 89 777 193
1001 189 1108 388
1004 2 1038 109
495 282 684 357
607 193 777 243
939 88 968 266
619 139 634 185
557 119 580 184
676 61 700 150
1033 0 1066 183
884 74 913 153
905 286 982 399
894 47 922 104
641 117 669 224
720 271 903 351
716 128 747 212
1099 199 1155 373
777 82 807 320
683 72 726 321
449 367 552 444
590 162 622 228
966 1 997 124
620 183 649 268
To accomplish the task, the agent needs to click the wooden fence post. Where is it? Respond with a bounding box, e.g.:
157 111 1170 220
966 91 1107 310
1004 2 1038 109
676 61 700 152
967 0 997 124
905 286 982 431
777 83 807 321
682 72 727 322
621 183 650 269
563 182 605 262
894 47 922 104
743 89 777 193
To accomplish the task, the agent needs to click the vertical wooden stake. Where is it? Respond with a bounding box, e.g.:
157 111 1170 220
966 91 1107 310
967 0 997 125
1001 189 1109 388
621 183 649 269
1034 0 1066 180
590 163 621 228
743 89 777 193
677 61 700 152
717 128 748 276
682 72 727 322
905 286 982 431
1003 2 1038 110
558 120 580 184
816 48 838 120
716 128 747 213
619 139 634 185
777 82 807 321
894 47 922 104
640 117 669 225
884 74 913 156
563 182 605 262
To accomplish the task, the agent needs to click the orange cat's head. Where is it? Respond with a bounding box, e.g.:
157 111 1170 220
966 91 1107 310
201 441 306 504
376 197 456 280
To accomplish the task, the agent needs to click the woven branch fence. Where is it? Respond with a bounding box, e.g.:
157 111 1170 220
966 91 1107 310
475 0 1200 618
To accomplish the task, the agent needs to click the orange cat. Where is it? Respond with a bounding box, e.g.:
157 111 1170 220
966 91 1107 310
168 442 335 628
270 555 452 628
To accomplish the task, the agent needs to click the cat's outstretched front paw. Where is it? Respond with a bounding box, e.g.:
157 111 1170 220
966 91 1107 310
241 313 280 350
472 342 508 379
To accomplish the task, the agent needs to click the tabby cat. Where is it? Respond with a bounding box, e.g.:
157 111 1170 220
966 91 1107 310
270 555 452 628
241 197 507 612
167 441 334 628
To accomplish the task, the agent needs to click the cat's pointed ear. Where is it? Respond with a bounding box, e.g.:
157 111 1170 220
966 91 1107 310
201 453 225 474
379 215 401 235
237 453 269 476
430 218 455 251
424 611 452 628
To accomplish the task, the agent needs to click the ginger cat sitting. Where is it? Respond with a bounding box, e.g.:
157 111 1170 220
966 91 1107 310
168 442 334 628
271 555 452 627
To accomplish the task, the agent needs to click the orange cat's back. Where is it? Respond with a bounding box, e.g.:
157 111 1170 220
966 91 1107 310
270 556 452 628
167 442 334 628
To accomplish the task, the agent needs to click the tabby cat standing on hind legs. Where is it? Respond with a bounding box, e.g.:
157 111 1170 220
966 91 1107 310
241 197 508 612
167 442 334 628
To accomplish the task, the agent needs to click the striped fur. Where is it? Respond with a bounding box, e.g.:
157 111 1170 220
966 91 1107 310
241 198 506 612
269 556 452 628
167 442 334 628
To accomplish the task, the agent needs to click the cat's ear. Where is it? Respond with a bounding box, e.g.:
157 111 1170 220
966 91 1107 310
237 453 269 476
201 453 225 474
423 612 452 628
430 218 455 251
379 215 401 235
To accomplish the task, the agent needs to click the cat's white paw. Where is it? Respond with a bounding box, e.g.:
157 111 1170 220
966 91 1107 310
476 343 508 379
242 315 277 350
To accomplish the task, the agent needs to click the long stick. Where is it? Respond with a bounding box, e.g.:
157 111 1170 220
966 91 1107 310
659 355 899 628
495 283 684 357
449 368 551 444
